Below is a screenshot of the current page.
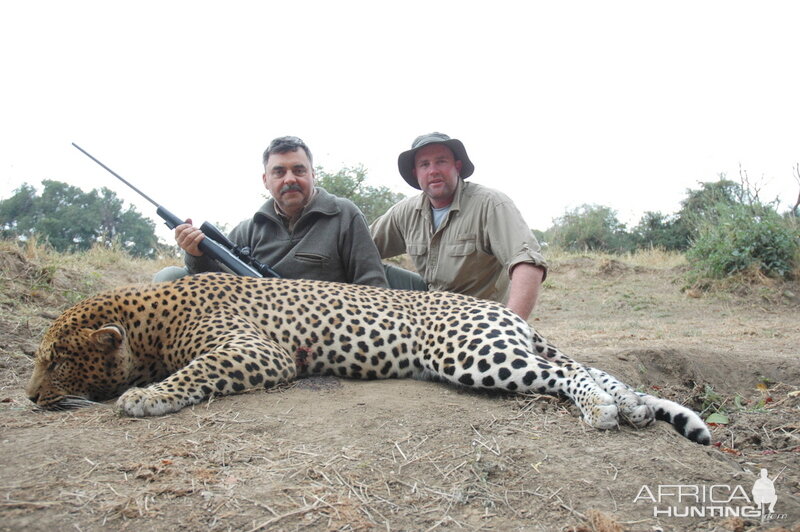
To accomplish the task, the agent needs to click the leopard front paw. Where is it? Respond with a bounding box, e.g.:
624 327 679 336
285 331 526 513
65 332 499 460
116 387 186 417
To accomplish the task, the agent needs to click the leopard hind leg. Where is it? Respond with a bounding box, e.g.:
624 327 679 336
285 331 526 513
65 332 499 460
553 361 621 430
530 331 580 367
491 324 707 443
434 344 620 430
532 333 656 429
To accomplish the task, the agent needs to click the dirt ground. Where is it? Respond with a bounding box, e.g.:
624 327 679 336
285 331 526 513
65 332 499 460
1 246 798 531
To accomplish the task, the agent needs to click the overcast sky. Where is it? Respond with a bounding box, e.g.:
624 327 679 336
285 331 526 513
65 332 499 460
2 1 798 242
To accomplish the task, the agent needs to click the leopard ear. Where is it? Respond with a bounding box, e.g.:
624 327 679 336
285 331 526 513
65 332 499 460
90 324 126 351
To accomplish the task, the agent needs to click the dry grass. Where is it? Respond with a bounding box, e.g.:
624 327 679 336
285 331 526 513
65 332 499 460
544 247 687 270
0 239 174 303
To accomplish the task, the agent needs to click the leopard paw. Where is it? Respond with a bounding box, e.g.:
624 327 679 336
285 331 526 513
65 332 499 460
610 390 655 428
619 402 655 429
116 387 186 417
583 403 619 430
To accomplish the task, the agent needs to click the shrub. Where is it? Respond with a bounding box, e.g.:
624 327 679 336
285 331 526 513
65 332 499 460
686 203 799 280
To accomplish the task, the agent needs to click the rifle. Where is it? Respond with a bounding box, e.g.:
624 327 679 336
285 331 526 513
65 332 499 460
71 143 279 278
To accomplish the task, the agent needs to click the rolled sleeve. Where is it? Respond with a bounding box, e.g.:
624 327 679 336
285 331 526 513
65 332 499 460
485 199 548 281
370 202 412 260
507 243 548 281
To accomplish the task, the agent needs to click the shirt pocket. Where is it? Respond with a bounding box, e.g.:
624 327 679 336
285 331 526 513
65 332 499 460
447 234 477 257
294 252 330 265
406 244 428 258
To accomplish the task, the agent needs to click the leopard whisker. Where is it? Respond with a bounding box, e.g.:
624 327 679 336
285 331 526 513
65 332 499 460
42 396 104 411
63 396 104 408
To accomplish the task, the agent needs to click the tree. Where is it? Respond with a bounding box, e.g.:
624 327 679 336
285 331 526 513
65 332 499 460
631 211 691 250
0 180 159 257
315 165 405 224
546 204 632 252
677 176 742 231
0 183 38 237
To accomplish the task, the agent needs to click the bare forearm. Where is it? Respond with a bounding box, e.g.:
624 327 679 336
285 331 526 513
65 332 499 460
506 263 545 320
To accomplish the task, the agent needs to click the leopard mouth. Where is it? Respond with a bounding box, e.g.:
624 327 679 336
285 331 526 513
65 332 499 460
30 387 110 411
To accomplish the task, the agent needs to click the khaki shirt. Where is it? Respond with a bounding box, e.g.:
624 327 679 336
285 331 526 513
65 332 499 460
370 180 547 303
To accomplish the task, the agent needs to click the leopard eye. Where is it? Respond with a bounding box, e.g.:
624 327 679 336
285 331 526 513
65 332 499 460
46 346 64 372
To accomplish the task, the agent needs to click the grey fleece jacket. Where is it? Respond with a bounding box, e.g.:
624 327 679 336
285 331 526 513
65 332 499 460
185 187 388 287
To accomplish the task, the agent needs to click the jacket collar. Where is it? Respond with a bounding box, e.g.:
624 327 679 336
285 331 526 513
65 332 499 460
255 187 341 224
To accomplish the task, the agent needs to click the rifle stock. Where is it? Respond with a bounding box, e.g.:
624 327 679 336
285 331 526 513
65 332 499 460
72 143 273 278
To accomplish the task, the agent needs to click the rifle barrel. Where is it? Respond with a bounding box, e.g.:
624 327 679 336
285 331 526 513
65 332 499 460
71 143 160 208
71 142 270 278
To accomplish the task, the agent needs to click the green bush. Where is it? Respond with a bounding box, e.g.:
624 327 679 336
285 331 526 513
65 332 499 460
686 203 799 280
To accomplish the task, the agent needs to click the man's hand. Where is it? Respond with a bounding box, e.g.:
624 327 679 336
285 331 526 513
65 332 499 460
174 219 205 257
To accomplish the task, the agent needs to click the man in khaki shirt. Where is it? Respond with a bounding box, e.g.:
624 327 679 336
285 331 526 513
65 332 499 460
370 132 547 319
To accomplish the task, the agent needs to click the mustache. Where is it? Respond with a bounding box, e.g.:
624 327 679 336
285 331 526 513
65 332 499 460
280 184 303 195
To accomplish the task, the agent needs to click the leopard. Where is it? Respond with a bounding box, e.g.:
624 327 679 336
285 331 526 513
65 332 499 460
26 272 711 444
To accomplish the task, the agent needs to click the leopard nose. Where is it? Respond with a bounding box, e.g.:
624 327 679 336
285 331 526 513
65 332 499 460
28 393 40 404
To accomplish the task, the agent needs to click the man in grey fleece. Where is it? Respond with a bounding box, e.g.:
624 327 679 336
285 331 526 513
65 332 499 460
154 136 388 287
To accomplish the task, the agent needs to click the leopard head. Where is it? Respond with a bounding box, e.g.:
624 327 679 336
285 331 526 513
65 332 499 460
27 317 133 410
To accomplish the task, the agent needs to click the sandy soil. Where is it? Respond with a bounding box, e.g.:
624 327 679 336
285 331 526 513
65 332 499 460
1 248 798 531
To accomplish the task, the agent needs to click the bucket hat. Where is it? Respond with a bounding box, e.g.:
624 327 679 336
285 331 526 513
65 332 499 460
397 132 475 189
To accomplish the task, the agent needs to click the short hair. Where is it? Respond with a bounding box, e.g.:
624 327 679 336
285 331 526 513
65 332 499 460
262 136 313 166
